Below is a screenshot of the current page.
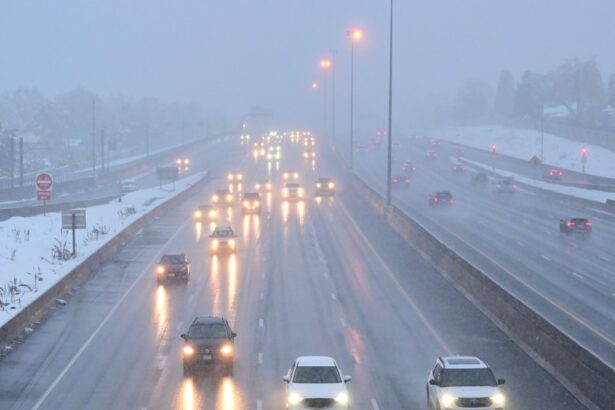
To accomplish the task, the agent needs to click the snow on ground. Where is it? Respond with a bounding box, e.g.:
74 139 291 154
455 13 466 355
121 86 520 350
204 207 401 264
424 125 615 179
458 157 615 204
0 171 206 328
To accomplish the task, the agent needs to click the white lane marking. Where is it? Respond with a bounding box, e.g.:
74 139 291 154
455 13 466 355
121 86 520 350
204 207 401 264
371 399 380 410
599 255 611 262
257 400 263 410
32 214 196 410
541 255 551 261
258 352 263 364
588 208 613 217
259 318 264 328
572 272 584 280
260 292 264 300
340 317 347 328
330 292 337 300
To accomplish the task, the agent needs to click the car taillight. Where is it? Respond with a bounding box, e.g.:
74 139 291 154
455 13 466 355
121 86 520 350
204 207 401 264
433 197 438 202
566 221 575 228
585 221 592 227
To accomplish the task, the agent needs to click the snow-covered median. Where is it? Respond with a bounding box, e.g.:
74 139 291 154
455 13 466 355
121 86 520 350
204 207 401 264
459 157 615 204
0 172 206 328
426 125 615 179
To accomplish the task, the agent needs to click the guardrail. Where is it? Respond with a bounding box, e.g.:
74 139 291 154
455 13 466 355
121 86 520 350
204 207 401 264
0 172 210 349
338 156 614 409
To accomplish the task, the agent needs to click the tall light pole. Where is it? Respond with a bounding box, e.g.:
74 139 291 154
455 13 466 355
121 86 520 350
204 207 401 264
320 58 333 141
386 0 394 205
348 28 363 170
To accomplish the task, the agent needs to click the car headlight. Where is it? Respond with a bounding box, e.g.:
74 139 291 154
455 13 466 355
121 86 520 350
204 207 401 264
194 210 202 218
229 239 236 249
440 394 457 407
176 159 181 164
156 266 165 274
212 195 219 202
328 182 335 188
243 200 249 207
209 210 217 218
228 174 234 181
220 344 233 355
254 201 260 207
212 240 219 249
255 184 261 190
266 183 271 190
226 195 233 202
287 392 303 406
184 159 190 165
237 174 243 180
183 345 195 356
335 391 349 405
491 393 506 406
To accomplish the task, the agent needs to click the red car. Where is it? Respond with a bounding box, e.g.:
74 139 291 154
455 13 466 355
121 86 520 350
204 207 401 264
156 253 190 283
392 175 410 187
545 168 564 180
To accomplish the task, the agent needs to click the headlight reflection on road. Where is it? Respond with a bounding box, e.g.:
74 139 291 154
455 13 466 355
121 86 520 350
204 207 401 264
242 215 250 242
315 197 322 206
266 192 272 213
211 254 221 316
217 377 238 410
282 201 289 223
228 254 237 312
155 285 168 339
254 215 260 236
195 222 202 241
179 377 196 410
298 201 305 225
311 159 316 171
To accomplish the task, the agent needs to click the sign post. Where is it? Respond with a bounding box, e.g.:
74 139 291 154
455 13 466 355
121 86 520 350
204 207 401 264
156 166 179 191
36 173 53 215
62 209 87 256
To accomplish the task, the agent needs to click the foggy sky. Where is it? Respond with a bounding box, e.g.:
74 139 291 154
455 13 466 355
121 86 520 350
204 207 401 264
2 0 614 131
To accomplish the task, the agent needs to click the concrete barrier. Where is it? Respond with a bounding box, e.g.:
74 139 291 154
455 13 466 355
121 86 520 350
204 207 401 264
0 173 210 349
340 163 614 410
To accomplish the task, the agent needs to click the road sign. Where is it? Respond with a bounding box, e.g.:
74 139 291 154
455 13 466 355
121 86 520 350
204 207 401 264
37 191 52 201
62 209 87 230
529 155 542 167
36 173 53 191
156 166 179 180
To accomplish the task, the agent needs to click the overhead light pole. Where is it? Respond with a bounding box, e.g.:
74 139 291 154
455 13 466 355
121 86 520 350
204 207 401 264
348 28 363 170
386 0 394 205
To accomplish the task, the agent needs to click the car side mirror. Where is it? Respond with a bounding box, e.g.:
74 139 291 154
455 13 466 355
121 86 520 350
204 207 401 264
497 378 506 385
180 333 187 340
429 379 438 386
282 376 290 383
344 376 352 383
231 332 237 338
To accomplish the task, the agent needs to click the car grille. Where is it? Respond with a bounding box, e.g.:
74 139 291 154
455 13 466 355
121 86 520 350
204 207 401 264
457 397 492 407
197 346 213 354
302 398 335 408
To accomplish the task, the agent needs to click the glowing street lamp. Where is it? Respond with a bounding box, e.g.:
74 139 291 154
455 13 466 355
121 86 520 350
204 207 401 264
311 82 319 90
319 59 332 69
347 28 364 169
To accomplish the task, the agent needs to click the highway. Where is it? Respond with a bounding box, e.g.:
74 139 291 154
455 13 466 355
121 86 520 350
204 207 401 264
0 135 581 409
354 136 615 368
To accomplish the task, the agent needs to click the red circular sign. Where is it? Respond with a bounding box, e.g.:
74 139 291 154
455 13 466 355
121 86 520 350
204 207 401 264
36 173 53 190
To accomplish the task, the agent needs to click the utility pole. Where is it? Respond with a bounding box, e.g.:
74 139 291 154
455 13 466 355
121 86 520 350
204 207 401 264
331 51 337 150
92 98 96 176
386 0 394 206
19 137 23 187
540 101 545 163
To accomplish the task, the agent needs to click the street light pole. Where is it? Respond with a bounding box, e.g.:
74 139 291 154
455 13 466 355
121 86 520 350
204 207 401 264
350 40 355 169
540 101 545 163
331 51 337 150
386 0 394 205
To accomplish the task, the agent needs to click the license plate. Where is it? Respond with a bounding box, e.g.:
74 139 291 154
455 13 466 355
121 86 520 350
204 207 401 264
202 355 212 360
168 273 176 277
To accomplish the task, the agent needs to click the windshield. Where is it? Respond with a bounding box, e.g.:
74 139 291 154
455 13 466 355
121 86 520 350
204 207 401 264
160 254 185 264
439 369 497 387
188 323 228 339
293 366 341 383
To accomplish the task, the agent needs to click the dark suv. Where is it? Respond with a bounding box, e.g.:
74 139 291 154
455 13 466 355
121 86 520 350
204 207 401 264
155 253 190 283
181 317 237 374
560 217 592 236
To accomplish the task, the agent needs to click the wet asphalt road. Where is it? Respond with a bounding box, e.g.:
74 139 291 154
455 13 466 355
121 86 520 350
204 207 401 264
0 136 582 409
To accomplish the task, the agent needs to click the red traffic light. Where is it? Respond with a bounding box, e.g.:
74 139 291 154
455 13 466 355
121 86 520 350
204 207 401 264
580 147 588 156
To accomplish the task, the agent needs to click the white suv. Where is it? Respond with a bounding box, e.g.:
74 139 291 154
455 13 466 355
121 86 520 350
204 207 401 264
283 356 351 409
426 356 506 410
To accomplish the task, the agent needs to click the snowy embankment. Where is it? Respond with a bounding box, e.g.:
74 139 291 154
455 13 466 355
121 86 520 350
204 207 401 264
426 125 615 179
456 157 615 204
0 172 205 328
